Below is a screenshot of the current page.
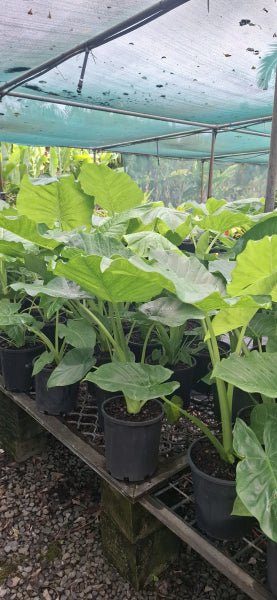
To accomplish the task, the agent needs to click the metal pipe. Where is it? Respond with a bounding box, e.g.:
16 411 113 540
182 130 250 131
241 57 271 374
200 160 205 203
265 68 277 212
5 91 214 128
0 0 191 97
220 128 271 138
207 130 217 199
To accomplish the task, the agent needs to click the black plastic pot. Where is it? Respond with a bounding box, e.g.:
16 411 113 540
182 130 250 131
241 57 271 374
193 340 230 394
170 358 196 409
1 343 43 392
128 331 161 362
87 350 112 431
178 239 195 253
35 366 78 415
102 396 164 482
188 438 254 540
212 378 257 423
267 539 277 598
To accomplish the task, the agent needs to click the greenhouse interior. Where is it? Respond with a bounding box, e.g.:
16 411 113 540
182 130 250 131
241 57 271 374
1 1 277 600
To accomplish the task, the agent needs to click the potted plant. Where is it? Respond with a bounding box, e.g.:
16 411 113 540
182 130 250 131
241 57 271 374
0 300 44 392
139 295 200 408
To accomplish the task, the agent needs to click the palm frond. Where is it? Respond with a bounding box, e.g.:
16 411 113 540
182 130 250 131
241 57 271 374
258 43 277 89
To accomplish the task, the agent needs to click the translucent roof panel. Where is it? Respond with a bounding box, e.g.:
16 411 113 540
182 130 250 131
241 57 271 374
0 0 276 161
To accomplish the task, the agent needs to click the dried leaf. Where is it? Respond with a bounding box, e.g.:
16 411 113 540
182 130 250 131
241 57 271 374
10 577 20 587
224 53 232 57
28 8 33 15
43 590 51 600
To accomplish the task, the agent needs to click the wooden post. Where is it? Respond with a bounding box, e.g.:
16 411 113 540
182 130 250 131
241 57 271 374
265 69 277 212
207 130 217 199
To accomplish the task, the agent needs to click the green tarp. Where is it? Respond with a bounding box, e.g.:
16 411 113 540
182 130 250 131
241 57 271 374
0 0 276 162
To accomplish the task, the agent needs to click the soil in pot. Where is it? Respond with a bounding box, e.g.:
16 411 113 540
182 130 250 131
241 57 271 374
102 396 163 482
35 366 78 415
188 437 255 540
1 343 43 392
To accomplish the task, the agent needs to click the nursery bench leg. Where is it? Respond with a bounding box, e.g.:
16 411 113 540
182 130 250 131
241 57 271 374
0 392 47 462
100 480 180 590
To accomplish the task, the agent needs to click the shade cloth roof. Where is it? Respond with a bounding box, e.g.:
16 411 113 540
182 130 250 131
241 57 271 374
0 0 276 162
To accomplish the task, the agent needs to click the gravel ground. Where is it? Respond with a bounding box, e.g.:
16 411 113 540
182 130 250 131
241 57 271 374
0 437 250 600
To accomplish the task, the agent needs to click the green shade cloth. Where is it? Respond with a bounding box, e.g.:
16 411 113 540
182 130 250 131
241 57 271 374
0 0 276 161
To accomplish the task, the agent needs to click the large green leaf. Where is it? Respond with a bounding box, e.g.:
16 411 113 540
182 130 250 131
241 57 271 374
85 361 179 401
54 255 170 302
250 404 277 445
213 351 277 397
149 249 224 306
231 214 277 257
61 231 131 259
0 214 58 249
208 296 271 338
228 236 277 300
233 418 277 541
79 163 144 216
11 277 93 299
124 231 181 257
57 318 96 349
197 210 252 233
17 174 94 230
140 297 204 327
47 348 96 387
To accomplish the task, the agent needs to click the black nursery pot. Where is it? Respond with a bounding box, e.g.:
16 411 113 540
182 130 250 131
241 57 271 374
188 437 254 540
1 343 43 392
102 396 164 482
87 350 112 431
171 358 196 409
35 367 78 415
194 340 230 394
128 329 161 362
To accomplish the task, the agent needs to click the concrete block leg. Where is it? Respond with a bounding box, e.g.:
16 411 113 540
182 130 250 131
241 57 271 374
0 392 47 462
100 481 180 590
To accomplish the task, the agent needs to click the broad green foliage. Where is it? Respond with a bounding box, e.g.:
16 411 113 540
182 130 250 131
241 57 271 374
233 417 277 541
124 231 182 257
228 236 277 301
17 174 94 230
0 213 58 249
140 297 204 327
232 214 277 256
213 351 277 398
207 296 271 338
11 277 93 299
60 231 131 260
79 163 144 215
47 348 96 388
54 255 171 302
86 362 179 412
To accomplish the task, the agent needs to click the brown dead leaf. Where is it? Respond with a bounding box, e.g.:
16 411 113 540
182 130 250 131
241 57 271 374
224 53 231 57
10 577 20 587
43 590 51 600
